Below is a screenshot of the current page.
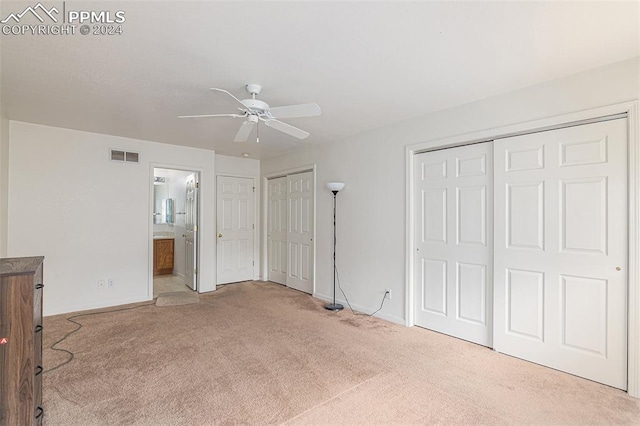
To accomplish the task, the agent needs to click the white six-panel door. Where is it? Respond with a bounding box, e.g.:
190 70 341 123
267 177 287 285
414 143 493 346
184 173 198 290
493 119 628 389
216 176 255 284
286 172 314 294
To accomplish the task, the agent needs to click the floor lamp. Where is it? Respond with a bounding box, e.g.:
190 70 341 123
325 182 345 311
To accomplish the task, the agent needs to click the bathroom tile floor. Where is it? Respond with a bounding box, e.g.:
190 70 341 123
153 274 193 298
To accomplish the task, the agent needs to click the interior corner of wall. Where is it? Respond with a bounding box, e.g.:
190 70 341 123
0 117 9 257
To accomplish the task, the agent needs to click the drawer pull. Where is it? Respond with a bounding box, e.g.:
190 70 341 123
35 284 44 289
35 325 43 333
35 406 44 419
35 365 43 376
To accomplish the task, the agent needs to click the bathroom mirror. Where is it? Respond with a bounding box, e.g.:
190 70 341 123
153 184 174 224
164 198 175 224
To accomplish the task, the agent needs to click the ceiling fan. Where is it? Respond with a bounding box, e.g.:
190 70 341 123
179 83 321 143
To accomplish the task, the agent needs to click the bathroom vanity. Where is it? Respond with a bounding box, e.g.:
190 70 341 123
153 237 174 276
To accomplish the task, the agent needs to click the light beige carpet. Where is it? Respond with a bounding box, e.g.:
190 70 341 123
155 291 199 306
43 281 640 425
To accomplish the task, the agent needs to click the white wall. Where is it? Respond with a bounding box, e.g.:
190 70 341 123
216 154 260 177
0 116 8 257
261 57 640 325
215 154 262 279
7 122 216 315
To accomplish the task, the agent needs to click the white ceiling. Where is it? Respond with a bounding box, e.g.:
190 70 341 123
1 1 638 159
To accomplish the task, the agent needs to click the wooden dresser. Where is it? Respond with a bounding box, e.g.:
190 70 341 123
153 238 174 276
0 256 45 426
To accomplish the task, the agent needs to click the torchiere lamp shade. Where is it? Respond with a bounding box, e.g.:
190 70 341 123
326 182 345 192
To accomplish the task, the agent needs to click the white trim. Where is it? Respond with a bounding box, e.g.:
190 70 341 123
215 173 260 282
263 164 316 180
261 164 317 293
405 100 639 397
149 163 204 299
627 102 639 397
45 295 150 317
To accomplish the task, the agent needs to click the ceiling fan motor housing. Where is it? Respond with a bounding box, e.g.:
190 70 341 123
241 98 269 113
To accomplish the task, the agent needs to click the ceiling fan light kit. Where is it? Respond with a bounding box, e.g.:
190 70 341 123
179 83 321 144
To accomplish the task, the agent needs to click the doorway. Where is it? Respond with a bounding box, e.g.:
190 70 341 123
152 168 200 298
216 175 256 284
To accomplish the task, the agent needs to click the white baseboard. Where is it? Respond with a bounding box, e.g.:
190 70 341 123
313 292 405 326
172 270 185 278
45 295 151 317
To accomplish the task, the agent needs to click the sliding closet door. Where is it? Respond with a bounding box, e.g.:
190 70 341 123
414 142 493 346
493 119 628 390
267 177 287 285
287 172 314 294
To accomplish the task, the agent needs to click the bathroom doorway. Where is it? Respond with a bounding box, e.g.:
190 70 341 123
152 168 200 298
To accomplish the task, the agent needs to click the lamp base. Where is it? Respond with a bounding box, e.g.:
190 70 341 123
324 303 344 311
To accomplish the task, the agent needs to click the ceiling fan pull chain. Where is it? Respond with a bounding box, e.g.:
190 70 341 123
257 121 260 143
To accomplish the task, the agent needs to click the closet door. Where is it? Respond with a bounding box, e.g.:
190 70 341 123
267 177 287 285
414 142 493 346
287 172 314 294
493 119 628 390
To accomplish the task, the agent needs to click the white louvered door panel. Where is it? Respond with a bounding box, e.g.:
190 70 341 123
414 142 493 346
493 119 628 390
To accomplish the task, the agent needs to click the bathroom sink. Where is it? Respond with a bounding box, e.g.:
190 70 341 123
153 234 174 239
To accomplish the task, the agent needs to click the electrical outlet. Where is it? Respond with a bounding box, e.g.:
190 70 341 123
107 279 115 289
385 289 392 300
97 279 106 290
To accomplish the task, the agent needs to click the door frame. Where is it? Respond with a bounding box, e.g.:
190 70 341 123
148 164 203 298
261 164 317 293
406 100 639 397
215 173 260 282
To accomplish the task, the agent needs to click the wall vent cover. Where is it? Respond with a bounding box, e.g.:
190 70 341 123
110 149 140 163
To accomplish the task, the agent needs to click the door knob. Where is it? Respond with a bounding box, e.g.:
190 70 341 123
218 233 223 238
616 266 621 271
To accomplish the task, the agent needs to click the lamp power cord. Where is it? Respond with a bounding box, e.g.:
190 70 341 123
44 302 155 374
335 265 389 316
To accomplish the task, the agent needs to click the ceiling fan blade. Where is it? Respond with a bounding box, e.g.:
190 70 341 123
210 88 249 112
264 119 310 139
234 121 256 142
269 103 321 119
178 113 245 119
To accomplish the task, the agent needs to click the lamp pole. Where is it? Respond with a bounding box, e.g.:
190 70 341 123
325 184 344 311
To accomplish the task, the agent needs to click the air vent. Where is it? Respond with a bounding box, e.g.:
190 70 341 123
110 149 140 163
125 152 139 162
